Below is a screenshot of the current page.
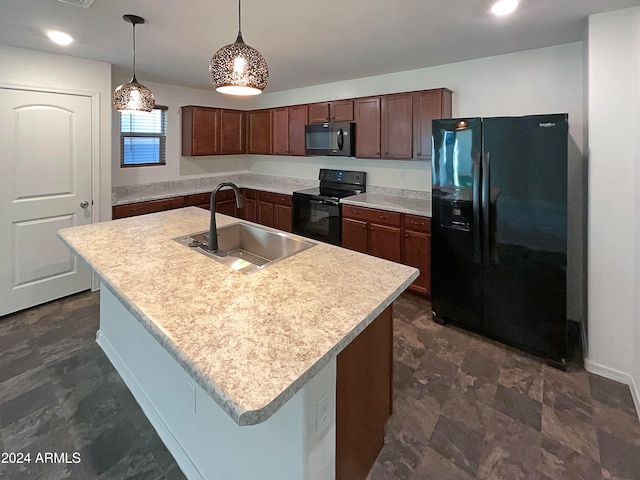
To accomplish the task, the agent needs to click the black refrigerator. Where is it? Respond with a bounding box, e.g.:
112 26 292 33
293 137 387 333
431 114 568 367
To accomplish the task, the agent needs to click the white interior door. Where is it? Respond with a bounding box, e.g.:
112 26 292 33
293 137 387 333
0 88 93 317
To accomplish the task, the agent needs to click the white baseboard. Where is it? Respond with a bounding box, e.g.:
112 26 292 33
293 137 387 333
96 331 203 480
584 357 640 422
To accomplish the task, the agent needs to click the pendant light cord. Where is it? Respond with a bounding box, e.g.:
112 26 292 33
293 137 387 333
238 0 242 35
131 22 137 80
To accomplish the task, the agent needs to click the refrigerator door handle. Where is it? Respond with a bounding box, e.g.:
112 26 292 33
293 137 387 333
472 156 481 264
482 151 490 266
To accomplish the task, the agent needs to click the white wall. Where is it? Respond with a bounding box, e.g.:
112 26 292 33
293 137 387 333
585 7 640 412
251 43 585 324
0 45 112 223
111 77 251 187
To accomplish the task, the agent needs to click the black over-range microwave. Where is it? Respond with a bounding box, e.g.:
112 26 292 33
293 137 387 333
304 121 355 156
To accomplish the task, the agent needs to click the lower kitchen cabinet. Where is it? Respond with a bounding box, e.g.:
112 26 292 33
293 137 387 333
342 205 431 295
257 191 292 232
240 189 257 222
185 192 212 210
402 215 431 295
214 188 238 216
114 188 292 235
112 197 186 219
342 217 368 253
341 205 401 263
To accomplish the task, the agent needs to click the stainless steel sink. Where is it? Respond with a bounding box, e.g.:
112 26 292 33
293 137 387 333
174 222 316 274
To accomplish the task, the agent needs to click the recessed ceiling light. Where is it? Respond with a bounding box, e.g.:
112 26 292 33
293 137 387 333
47 30 74 46
491 0 519 16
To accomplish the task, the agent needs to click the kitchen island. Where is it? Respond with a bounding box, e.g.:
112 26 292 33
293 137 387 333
58 207 418 480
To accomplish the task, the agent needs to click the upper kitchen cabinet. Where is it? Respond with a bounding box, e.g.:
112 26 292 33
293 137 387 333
288 104 308 156
247 109 272 154
271 105 308 156
220 109 246 154
182 106 219 156
381 92 413 160
413 88 452 160
308 100 354 123
271 107 289 155
354 96 382 159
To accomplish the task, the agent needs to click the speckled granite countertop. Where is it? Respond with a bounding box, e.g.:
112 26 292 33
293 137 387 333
341 192 432 217
58 208 418 426
112 174 316 206
112 174 432 217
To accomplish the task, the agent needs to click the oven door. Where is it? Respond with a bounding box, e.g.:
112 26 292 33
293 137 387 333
292 194 341 245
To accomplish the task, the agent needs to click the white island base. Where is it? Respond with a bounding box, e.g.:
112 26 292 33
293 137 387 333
97 285 337 480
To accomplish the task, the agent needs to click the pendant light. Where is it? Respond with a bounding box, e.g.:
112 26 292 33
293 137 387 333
209 0 269 96
113 14 155 112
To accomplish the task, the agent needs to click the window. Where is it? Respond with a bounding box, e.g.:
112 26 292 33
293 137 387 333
120 106 167 167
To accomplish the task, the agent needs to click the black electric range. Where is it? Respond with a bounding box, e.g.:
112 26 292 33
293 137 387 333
292 169 366 245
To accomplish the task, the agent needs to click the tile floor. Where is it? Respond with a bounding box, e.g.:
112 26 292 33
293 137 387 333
0 290 638 479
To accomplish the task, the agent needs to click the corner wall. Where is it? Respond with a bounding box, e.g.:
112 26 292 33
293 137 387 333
585 7 640 414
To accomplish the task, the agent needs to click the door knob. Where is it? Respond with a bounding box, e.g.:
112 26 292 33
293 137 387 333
80 201 89 208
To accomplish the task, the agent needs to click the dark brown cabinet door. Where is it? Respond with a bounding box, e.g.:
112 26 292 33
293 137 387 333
369 223 401 263
247 109 272 154
413 89 452 160
336 306 392 480
354 97 381 159
215 189 238 217
403 230 431 295
257 201 274 227
182 106 219 156
273 204 292 232
242 198 257 222
308 102 330 123
215 200 236 216
220 109 245 154
381 93 413 159
330 100 354 121
342 218 368 254
271 107 289 155
112 197 186 219
288 104 308 156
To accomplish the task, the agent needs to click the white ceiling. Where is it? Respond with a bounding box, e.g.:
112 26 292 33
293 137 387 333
1 0 638 93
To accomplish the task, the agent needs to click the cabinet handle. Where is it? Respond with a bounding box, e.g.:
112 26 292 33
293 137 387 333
370 226 374 231
410 220 424 225
404 234 409 238
351 210 361 215
418 152 422 156
361 224 366 230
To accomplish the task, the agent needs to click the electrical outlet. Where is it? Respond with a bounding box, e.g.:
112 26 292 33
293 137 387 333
315 393 331 436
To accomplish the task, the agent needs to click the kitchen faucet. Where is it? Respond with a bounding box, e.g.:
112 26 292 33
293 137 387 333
206 182 244 253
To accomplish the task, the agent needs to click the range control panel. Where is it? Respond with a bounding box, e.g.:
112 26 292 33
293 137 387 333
319 168 367 186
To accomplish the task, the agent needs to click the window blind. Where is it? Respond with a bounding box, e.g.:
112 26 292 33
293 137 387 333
120 106 167 167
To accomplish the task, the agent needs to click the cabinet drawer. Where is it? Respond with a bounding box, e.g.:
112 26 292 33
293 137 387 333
403 214 431 233
272 193 292 207
243 189 257 200
113 197 185 219
215 189 237 201
341 205 401 226
186 192 211 206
